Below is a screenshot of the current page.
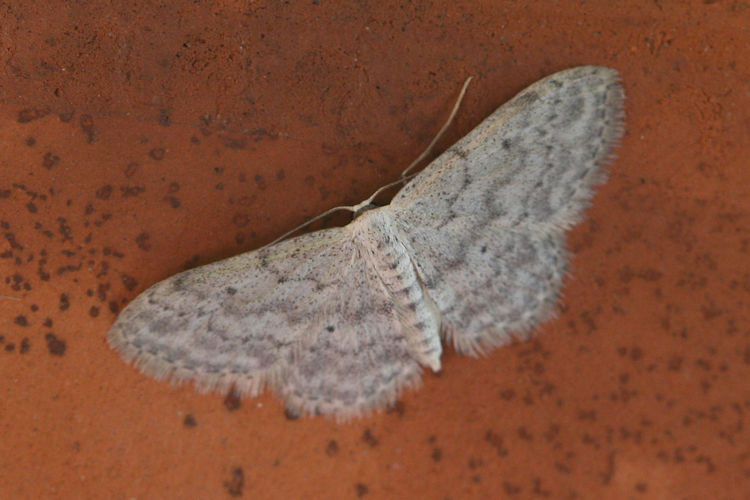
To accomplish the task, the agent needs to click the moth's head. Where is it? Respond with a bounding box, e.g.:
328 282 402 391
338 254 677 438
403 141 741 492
352 201 379 220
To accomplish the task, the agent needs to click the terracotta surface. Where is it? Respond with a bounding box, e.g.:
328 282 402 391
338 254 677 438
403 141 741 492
1 2 749 499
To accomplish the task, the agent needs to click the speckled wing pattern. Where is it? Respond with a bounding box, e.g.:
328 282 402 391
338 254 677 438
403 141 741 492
108 65 624 419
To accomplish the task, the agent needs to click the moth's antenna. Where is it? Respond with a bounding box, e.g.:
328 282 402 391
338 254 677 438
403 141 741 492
262 76 473 250
401 76 473 179
261 205 353 249
261 176 408 249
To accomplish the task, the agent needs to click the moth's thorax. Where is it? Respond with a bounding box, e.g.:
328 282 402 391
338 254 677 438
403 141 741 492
349 207 403 273
349 206 395 240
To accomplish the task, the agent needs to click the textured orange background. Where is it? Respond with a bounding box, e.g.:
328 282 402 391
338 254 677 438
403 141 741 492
1 2 748 499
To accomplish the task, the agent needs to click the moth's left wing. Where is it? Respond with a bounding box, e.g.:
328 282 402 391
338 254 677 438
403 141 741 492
108 227 421 418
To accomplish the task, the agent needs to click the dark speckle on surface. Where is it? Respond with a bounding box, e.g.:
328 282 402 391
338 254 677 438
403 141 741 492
95 185 113 200
42 152 60 169
224 390 241 411
120 274 139 291
361 429 379 448
44 334 66 356
355 483 369 497
17 108 49 123
284 408 300 421
135 232 152 251
149 147 166 160
164 196 181 209
325 440 339 456
386 400 406 417
80 114 95 143
58 293 70 311
224 467 244 497
158 109 171 127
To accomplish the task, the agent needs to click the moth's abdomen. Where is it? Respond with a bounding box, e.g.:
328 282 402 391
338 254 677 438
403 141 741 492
353 209 442 371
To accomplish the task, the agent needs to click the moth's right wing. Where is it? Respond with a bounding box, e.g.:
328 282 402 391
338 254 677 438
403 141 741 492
389 66 624 354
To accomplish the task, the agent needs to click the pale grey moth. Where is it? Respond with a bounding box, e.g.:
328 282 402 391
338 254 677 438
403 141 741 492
108 66 625 420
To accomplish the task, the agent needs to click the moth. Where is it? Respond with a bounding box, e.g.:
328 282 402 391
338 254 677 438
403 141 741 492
108 66 624 419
